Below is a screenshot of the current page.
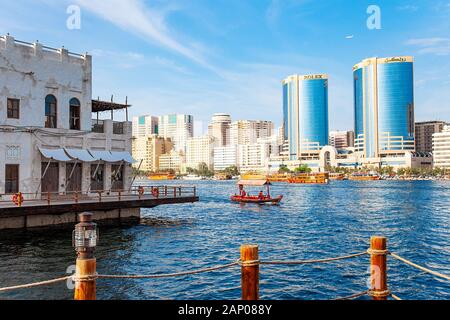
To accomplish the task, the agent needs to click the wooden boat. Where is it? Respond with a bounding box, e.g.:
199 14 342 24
329 173 345 181
349 173 381 181
148 173 176 180
231 179 283 205
267 173 290 183
288 173 329 184
240 173 267 180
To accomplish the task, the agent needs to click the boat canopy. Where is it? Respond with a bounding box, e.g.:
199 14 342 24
65 148 96 162
237 179 271 186
39 147 71 162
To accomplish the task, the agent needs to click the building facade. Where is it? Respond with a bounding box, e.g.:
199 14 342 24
230 120 274 146
159 150 185 173
132 115 159 138
158 114 194 153
238 143 270 173
415 121 447 153
0 35 133 197
353 57 415 160
132 135 173 172
282 74 329 160
213 145 238 171
208 113 231 147
329 131 355 149
432 125 450 169
186 136 215 170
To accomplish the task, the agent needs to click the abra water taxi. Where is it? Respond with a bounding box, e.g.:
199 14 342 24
231 179 283 205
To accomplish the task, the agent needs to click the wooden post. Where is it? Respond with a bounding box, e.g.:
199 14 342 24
47 192 51 205
174 187 177 198
193 186 196 197
164 186 168 196
369 236 389 300
240 244 259 300
74 213 97 300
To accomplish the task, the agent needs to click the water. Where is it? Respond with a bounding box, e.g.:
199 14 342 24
0 180 449 300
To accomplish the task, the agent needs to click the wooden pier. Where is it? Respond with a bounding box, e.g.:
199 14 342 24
0 186 199 230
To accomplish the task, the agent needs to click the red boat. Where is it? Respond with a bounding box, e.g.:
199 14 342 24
231 179 283 205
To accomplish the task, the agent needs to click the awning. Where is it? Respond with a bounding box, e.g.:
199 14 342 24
39 147 71 162
88 150 117 162
237 179 270 186
110 151 136 163
65 148 96 162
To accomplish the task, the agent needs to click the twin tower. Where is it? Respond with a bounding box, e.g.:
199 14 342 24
283 56 415 161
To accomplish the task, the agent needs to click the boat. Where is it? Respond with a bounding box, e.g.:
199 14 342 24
231 179 283 205
349 173 381 181
182 174 205 181
240 172 267 180
267 173 290 183
329 173 346 181
288 173 329 184
147 173 176 180
214 173 232 180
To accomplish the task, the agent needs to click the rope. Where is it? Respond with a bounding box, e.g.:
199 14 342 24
368 289 391 298
97 261 239 279
390 253 450 282
391 293 402 300
0 276 71 293
260 252 367 265
367 248 389 256
334 290 368 300
238 259 260 267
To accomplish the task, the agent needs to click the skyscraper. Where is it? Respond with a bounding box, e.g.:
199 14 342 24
329 131 355 149
132 115 159 138
208 113 231 147
415 121 447 153
282 74 329 160
158 114 194 153
230 120 274 146
353 57 415 159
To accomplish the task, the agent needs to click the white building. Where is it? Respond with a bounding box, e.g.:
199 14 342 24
208 113 231 147
238 143 270 173
0 35 133 197
329 130 355 149
433 125 450 169
132 115 159 138
213 145 238 171
158 114 194 153
132 135 173 172
230 120 274 146
186 136 215 170
159 150 185 173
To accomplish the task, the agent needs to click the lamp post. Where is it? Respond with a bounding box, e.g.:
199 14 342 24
73 212 98 300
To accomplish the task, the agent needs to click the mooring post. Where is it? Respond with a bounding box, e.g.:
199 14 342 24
369 236 389 300
240 244 259 300
73 212 98 300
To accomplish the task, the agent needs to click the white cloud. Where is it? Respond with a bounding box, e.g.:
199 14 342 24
405 38 450 55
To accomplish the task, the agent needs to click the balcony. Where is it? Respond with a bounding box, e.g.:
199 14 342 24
113 122 124 135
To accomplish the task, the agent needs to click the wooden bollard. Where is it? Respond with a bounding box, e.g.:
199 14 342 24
74 213 97 300
240 244 259 300
369 236 389 300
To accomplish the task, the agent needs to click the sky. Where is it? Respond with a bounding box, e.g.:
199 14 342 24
1 0 449 134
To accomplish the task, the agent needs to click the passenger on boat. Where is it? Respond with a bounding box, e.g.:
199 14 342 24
241 190 247 197
258 191 264 200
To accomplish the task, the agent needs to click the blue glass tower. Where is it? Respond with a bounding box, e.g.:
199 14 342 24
353 57 415 158
282 74 329 160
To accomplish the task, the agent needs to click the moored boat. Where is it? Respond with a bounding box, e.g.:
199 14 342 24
329 173 345 181
147 173 176 180
231 179 283 205
349 173 381 181
288 173 329 184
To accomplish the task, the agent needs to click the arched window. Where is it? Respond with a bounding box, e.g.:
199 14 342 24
45 95 57 128
69 98 81 130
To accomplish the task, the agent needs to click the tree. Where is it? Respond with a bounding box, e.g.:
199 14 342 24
223 165 240 176
294 164 312 173
186 167 196 174
197 162 214 177
278 164 291 174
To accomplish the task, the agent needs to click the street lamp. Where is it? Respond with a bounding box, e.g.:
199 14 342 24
73 212 98 256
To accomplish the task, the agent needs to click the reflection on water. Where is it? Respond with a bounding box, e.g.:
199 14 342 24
0 180 449 300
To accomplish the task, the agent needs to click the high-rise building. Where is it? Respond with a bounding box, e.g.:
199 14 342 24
432 125 450 169
208 113 231 147
132 135 173 172
186 136 215 170
329 131 355 149
213 145 238 171
159 150 185 173
132 115 158 138
238 143 270 172
415 121 447 153
230 120 274 145
158 114 194 153
353 57 415 159
282 74 329 160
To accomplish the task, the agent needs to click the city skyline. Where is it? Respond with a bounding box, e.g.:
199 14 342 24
1 1 449 130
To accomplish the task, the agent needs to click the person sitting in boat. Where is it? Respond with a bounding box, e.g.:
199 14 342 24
241 189 247 197
258 191 264 200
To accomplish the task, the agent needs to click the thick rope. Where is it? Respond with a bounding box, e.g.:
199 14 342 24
97 261 239 279
390 253 450 282
260 252 367 265
0 276 71 293
391 293 402 300
334 290 368 300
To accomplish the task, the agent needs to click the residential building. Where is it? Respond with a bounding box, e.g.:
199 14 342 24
433 125 450 169
329 131 355 149
0 35 133 197
186 136 215 170
159 150 185 173
230 120 274 145
282 74 329 160
158 114 194 153
353 56 415 160
132 135 173 172
238 143 270 173
208 113 231 147
213 145 238 171
132 115 158 138
415 121 447 153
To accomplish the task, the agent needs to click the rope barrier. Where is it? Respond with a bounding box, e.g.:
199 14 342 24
96 261 240 279
260 252 367 265
334 290 368 300
390 253 450 282
0 276 71 293
391 293 402 300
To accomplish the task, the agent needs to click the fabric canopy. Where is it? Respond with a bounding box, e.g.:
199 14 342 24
39 147 71 162
237 179 270 186
88 150 117 162
65 148 96 162
110 151 136 163
88 150 135 163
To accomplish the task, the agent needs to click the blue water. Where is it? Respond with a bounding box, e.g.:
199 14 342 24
0 180 449 300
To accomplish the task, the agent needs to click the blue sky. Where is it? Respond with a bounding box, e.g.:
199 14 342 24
1 0 449 133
